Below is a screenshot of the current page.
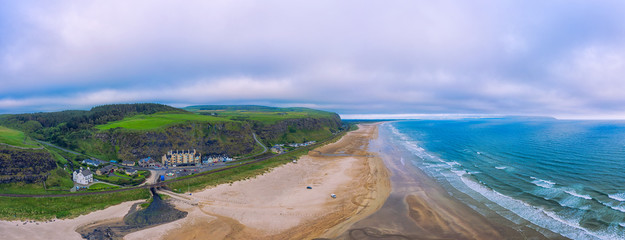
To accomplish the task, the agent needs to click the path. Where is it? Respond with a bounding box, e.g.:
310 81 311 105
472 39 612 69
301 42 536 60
0 142 44 150
36 140 83 156
252 133 268 154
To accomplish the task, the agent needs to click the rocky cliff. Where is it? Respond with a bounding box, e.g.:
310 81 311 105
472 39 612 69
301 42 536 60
96 121 257 161
0 146 56 183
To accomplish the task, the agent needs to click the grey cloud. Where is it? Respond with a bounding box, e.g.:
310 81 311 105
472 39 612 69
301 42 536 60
2 1 625 118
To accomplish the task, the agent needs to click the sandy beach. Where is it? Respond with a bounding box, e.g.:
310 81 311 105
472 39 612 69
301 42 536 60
0 200 143 240
126 123 391 240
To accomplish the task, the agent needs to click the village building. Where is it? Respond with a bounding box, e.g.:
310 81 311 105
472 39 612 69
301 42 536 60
138 157 157 168
96 165 118 175
202 155 233 164
271 145 285 154
162 149 201 166
121 160 136 167
73 168 93 185
124 168 138 175
82 159 102 167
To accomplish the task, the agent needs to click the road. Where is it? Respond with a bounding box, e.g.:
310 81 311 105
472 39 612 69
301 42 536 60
36 140 84 156
252 133 268 154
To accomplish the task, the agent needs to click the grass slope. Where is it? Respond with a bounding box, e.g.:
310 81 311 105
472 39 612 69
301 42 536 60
184 105 336 124
0 189 150 220
0 126 39 148
95 113 231 130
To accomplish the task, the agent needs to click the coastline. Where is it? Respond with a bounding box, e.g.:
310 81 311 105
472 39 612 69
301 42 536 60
0 122 549 240
335 122 554 240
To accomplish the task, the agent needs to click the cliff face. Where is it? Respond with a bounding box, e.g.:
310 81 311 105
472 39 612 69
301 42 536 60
0 147 56 183
93 114 342 161
96 121 256 161
255 113 342 145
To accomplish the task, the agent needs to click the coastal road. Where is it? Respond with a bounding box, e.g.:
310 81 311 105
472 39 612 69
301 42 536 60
252 132 268 154
1 127 347 198
36 140 83 156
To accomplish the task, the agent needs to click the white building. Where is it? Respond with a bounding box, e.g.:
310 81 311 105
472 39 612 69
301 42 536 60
73 168 93 185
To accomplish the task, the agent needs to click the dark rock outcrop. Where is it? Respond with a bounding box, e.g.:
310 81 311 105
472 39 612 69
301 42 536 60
0 146 56 183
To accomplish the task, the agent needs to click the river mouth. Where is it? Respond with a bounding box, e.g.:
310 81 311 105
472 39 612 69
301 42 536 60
77 187 187 240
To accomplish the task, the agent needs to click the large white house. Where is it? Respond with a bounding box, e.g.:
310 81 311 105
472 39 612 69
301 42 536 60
73 168 93 185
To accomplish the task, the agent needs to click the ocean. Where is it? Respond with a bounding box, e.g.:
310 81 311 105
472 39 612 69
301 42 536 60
383 119 625 240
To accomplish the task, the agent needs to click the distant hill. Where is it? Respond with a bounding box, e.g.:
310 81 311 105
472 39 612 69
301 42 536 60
0 103 343 163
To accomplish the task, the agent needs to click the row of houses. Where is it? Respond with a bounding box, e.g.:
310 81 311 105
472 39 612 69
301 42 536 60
271 141 317 153
287 141 316 147
202 155 233 164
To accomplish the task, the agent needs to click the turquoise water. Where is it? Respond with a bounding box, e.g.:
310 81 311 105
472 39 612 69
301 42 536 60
385 119 625 239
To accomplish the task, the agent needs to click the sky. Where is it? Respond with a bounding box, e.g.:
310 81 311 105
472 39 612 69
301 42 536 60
2 1 625 119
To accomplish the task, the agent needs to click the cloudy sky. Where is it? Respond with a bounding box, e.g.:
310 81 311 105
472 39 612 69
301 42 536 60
2 1 625 119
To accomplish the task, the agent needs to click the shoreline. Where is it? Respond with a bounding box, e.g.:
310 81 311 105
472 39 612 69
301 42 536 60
335 122 554 240
0 122 545 239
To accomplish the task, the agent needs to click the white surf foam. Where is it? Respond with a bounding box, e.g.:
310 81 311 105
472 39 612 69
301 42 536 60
495 166 507 170
598 200 625 213
457 176 606 239
565 190 592 200
531 177 556 189
608 193 625 202
384 122 624 240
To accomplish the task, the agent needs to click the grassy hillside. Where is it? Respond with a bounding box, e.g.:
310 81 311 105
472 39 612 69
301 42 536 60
184 105 336 124
95 113 232 130
184 105 343 145
0 103 343 161
0 126 39 148
0 189 150 220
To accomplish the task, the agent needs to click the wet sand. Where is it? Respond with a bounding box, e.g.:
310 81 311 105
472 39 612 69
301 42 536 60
126 123 391 240
77 188 188 240
333 123 555 240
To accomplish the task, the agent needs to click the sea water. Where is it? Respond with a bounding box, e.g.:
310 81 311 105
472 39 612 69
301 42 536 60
383 119 625 239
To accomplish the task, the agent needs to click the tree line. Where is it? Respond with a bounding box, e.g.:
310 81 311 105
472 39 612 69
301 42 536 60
0 103 185 148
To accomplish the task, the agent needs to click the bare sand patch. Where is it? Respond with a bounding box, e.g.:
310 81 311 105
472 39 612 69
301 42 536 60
0 200 143 240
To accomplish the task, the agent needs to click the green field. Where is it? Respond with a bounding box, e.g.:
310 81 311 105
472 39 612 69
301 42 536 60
0 126 40 148
88 183 120 191
94 170 148 186
95 113 232 130
184 105 337 124
0 188 150 220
